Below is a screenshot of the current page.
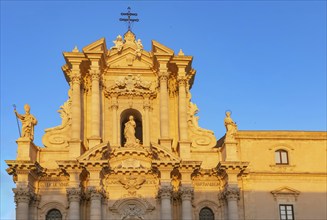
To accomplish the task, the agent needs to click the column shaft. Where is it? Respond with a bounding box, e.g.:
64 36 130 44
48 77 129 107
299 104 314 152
159 75 169 138
71 77 81 140
178 79 188 141
144 97 150 146
90 197 102 220
159 186 172 220
91 73 100 138
111 96 118 145
67 188 81 220
227 199 239 220
16 202 29 220
181 187 193 220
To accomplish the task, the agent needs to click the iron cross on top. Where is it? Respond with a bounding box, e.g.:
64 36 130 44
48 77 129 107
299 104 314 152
119 7 139 31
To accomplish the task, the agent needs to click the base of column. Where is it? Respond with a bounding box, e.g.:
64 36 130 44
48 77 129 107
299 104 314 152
88 136 102 149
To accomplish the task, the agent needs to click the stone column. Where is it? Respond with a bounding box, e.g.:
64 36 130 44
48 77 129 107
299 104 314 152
111 95 119 146
159 185 172 220
223 186 240 220
67 188 81 220
181 187 194 220
13 187 30 220
177 77 188 141
89 187 102 220
101 196 108 220
159 72 169 139
29 194 40 220
69 64 82 158
143 95 151 146
88 68 101 148
71 67 82 141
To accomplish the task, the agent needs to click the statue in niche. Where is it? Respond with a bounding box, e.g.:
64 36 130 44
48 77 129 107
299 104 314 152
124 115 140 147
14 104 38 141
111 35 124 52
171 174 181 192
224 111 238 141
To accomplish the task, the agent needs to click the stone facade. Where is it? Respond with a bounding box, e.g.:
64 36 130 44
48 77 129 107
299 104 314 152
5 31 327 220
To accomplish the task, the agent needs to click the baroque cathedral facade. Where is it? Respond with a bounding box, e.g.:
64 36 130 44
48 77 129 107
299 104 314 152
5 30 327 220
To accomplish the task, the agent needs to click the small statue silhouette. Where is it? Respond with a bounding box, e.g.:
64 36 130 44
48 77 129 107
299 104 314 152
14 104 37 141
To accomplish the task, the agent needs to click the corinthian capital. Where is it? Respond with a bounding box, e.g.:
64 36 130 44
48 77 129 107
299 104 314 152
158 72 169 82
13 187 31 204
180 187 194 201
91 71 101 81
177 76 187 87
223 186 240 200
158 185 172 199
67 187 81 202
71 74 82 85
87 186 104 201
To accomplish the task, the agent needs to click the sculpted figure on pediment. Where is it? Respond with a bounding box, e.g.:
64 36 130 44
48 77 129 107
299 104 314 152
111 35 124 52
135 39 143 58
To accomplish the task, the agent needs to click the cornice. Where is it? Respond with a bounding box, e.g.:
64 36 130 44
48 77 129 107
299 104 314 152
236 130 327 140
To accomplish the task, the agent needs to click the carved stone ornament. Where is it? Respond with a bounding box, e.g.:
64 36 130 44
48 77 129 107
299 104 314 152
158 186 172 199
42 89 72 148
13 187 31 204
110 74 152 93
14 104 37 141
121 204 144 220
110 35 124 52
67 187 81 202
180 187 194 201
171 174 181 192
187 102 216 149
87 187 104 201
223 186 240 200
119 174 146 196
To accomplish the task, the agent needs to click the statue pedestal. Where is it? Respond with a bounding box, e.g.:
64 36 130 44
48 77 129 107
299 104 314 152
16 138 38 162
222 139 239 161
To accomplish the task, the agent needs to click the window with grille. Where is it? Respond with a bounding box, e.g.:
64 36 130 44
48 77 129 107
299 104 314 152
279 204 294 220
199 207 214 220
46 209 62 220
275 149 289 164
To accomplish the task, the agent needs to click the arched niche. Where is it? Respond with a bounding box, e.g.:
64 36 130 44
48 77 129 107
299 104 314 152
120 109 143 146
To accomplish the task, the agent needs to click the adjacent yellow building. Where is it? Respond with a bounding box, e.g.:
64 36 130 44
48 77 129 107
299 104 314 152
6 30 327 220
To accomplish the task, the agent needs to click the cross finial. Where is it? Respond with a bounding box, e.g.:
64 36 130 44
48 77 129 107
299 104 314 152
119 7 139 31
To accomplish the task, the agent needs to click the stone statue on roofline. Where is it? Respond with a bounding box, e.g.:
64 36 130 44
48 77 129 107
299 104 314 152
111 35 124 52
224 111 238 142
14 104 38 141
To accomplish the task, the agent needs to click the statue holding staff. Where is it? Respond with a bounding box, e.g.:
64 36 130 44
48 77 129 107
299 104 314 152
14 104 37 141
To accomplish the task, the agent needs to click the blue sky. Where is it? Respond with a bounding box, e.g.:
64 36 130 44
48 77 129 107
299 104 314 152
1 1 326 219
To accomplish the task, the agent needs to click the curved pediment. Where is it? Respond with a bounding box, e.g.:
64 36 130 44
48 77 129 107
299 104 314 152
77 142 110 161
150 142 180 162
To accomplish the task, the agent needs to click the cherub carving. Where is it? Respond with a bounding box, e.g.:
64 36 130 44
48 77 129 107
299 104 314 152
111 35 124 52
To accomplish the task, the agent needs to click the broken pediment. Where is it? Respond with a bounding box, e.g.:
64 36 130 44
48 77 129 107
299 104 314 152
151 40 174 55
82 38 107 54
77 143 110 161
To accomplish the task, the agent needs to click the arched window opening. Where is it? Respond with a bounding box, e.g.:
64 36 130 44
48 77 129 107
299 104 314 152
199 207 214 220
275 149 289 164
121 109 143 146
46 209 62 220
